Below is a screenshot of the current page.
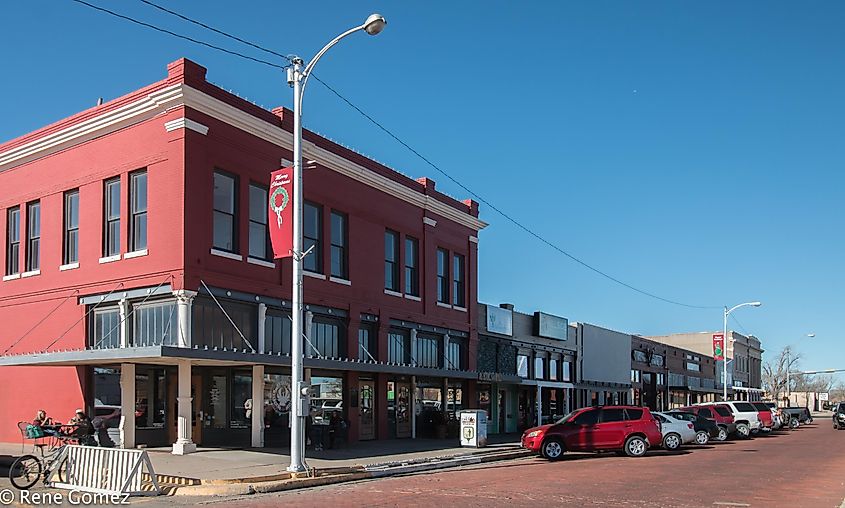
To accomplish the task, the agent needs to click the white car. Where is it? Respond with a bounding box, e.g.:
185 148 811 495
653 412 697 451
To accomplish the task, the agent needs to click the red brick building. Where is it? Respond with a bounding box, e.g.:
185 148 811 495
0 59 485 451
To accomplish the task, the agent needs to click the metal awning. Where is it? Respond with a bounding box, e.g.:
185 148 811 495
0 346 479 379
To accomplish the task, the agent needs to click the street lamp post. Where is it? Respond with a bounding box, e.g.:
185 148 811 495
286 13 386 474
722 302 762 401
785 333 814 405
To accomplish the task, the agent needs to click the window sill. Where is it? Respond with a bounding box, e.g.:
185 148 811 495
247 257 276 268
21 269 40 278
329 276 351 286
210 248 243 261
59 263 79 271
303 270 326 280
2 273 20 281
124 249 148 260
99 255 121 264
436 302 453 309
403 294 421 302
453 305 468 313
384 289 402 298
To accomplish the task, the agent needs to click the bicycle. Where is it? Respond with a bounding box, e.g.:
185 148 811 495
8 422 79 490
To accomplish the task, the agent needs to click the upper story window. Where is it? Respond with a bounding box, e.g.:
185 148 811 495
632 350 648 363
103 177 121 257
517 353 529 378
686 362 700 372
130 170 147 252
447 338 464 370
212 172 237 253
303 202 322 273
384 230 399 291
6 206 20 276
90 307 120 349
562 360 573 382
404 236 419 297
63 190 79 265
358 324 376 362
310 318 343 359
436 248 449 304
264 310 292 355
132 300 177 346
330 211 348 279
248 183 269 260
549 358 559 381
388 329 409 364
416 334 440 368
452 253 465 307
25 201 40 272
534 356 545 380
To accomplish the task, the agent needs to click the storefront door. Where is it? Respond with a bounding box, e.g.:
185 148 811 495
359 379 375 441
396 382 411 438
191 374 203 445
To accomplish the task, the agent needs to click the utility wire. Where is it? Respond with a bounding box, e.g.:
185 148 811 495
70 0 286 69
73 0 720 310
731 314 751 336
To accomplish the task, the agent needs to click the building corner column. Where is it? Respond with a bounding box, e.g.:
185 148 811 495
173 290 197 348
119 363 135 449
172 360 196 455
257 303 267 354
252 365 265 448
118 300 130 348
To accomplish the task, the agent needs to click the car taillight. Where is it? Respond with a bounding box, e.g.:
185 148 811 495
688 423 694 430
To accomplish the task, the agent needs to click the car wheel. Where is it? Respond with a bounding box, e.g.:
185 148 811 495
736 423 750 438
624 435 648 457
695 431 709 445
716 427 728 441
541 438 565 461
663 433 681 450
790 418 799 429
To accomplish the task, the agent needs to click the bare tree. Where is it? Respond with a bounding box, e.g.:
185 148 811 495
762 346 801 402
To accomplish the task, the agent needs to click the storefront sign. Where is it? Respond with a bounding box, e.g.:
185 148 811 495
486 305 513 336
268 167 293 259
712 333 725 360
535 312 568 341
478 371 503 383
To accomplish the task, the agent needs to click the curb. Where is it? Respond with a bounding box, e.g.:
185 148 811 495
167 449 531 497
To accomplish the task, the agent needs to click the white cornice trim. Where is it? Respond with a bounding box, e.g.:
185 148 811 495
164 117 209 135
0 83 488 231
469 236 479 244
423 217 437 227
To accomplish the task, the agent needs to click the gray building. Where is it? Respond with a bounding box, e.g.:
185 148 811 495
576 323 633 406
477 303 577 433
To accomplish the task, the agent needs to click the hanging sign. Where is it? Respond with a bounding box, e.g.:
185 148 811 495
269 167 293 259
712 333 725 360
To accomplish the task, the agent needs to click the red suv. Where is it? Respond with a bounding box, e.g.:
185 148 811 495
680 404 736 441
521 406 662 459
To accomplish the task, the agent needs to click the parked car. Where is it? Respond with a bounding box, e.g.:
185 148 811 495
781 407 813 426
833 402 845 430
717 401 763 438
680 404 737 441
666 410 720 445
750 402 775 431
521 406 663 460
652 412 697 450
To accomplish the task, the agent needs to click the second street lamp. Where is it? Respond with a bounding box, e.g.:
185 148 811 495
722 301 761 401
285 13 387 474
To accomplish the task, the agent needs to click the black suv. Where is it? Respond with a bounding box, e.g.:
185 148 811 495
833 402 845 430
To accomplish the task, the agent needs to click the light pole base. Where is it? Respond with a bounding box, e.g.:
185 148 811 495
286 464 308 474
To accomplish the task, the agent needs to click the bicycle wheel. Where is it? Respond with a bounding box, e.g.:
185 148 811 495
10 454 42 490
54 457 68 483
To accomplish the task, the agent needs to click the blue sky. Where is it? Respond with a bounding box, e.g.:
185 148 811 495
2 1 843 381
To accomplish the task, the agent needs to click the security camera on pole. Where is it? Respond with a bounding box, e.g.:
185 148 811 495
282 13 387 474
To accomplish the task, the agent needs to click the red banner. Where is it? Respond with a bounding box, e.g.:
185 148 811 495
712 333 725 360
268 167 293 259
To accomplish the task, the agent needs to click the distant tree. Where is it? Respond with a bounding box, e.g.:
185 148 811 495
762 346 800 402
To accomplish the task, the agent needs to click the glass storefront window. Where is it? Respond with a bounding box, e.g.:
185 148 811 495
517 354 529 378
534 357 545 380
389 330 409 364
207 374 228 429
310 376 343 424
563 360 572 382
549 359 559 381
310 320 343 359
231 372 252 429
133 301 178 346
135 369 166 429
478 385 491 420
416 335 440 368
91 308 120 349
265 312 291 355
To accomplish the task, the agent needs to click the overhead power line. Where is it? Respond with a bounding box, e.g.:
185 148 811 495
71 0 721 310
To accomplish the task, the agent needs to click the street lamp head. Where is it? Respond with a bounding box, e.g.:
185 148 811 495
807 333 815 338
364 14 387 35
750 301 762 307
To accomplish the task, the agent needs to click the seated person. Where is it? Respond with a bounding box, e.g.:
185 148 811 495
32 409 59 436
69 409 97 446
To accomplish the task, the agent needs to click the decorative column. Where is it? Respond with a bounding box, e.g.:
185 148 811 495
410 329 418 366
252 365 265 448
173 290 197 348
172 360 196 455
119 363 135 449
257 303 267 354
119 300 130 348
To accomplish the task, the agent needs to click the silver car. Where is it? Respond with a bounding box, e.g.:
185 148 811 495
653 411 697 450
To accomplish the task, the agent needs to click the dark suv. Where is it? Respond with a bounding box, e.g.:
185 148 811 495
521 406 663 460
833 402 845 430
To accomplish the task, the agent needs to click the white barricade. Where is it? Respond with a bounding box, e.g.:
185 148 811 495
48 445 160 496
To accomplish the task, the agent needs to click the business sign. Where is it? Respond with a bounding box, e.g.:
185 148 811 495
268 167 293 259
535 312 568 341
712 333 725 360
486 305 513 336
819 392 829 401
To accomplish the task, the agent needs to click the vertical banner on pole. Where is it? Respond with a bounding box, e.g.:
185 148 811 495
712 333 725 360
269 167 294 259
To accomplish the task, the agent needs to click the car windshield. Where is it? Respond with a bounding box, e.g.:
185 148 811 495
555 409 581 424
